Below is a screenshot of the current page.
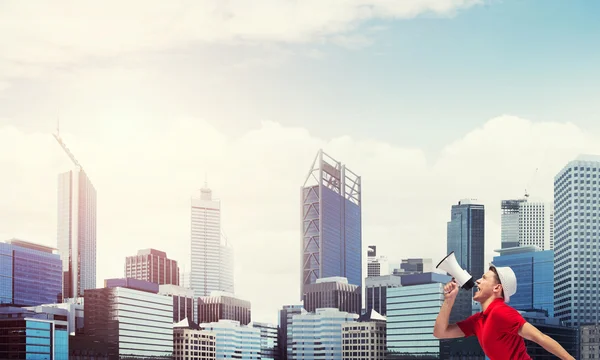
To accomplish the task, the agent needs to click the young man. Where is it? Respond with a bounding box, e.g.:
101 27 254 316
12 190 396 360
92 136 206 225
433 264 575 360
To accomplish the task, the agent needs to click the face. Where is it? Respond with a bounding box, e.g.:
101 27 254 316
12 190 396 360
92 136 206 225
473 269 503 303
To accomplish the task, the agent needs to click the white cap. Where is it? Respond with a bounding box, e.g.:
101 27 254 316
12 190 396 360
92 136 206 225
489 264 517 303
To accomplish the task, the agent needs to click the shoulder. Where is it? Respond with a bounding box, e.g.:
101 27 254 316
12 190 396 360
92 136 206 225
489 302 526 327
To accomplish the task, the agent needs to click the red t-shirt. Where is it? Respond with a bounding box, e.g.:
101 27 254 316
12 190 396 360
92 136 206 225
457 298 530 360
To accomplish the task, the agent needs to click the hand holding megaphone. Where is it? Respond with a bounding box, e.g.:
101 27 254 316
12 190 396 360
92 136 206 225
436 251 475 292
443 279 459 300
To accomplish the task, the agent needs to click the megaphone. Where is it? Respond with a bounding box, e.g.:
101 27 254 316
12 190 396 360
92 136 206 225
436 251 475 290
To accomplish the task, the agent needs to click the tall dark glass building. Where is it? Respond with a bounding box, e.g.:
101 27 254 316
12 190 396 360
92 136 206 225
0 239 62 307
446 199 485 320
301 149 362 298
445 200 485 360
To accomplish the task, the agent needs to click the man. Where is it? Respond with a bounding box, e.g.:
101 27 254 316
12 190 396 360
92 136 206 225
433 264 575 360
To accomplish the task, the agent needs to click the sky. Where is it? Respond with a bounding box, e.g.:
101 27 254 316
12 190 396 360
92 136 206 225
1 0 600 324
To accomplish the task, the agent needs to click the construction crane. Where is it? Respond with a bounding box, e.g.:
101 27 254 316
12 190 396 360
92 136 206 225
52 121 81 168
524 167 539 199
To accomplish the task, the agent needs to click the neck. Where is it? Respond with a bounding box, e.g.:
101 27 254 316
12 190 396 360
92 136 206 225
481 297 500 312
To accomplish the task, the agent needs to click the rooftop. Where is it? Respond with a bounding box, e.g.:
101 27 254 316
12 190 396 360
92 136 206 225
4 238 57 254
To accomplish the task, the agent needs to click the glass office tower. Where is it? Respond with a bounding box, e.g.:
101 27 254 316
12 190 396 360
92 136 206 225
301 149 362 298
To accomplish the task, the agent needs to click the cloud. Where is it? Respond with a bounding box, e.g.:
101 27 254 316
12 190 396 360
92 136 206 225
0 0 481 82
1 114 598 323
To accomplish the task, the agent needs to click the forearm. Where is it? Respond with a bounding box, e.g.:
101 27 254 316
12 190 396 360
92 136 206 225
536 334 575 360
433 299 454 335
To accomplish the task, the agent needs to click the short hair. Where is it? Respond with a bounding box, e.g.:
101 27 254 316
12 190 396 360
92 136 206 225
489 266 505 299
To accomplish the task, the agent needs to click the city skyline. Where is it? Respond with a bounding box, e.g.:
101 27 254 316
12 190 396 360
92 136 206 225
2 127 600 323
3 1 600 325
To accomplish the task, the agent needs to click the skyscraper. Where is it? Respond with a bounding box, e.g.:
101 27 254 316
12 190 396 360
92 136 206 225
190 185 234 298
554 155 600 326
446 199 484 323
301 149 362 298
55 133 97 300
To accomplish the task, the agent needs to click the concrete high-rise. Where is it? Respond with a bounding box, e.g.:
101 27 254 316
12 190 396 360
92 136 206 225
554 155 600 326
501 199 527 249
520 201 554 250
190 185 234 298
125 249 179 286
301 149 362 298
54 132 97 300
501 198 554 250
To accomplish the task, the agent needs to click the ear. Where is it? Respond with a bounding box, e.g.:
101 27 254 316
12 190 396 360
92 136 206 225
493 283 503 294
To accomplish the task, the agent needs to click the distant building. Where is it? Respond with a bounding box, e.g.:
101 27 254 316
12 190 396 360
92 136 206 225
493 246 554 317
447 200 484 329
365 275 402 316
386 273 454 359
191 185 235 298
367 245 389 277
56 152 97 299
580 324 600 360
554 155 600 326
301 150 362 298
252 322 279 360
291 308 358 360
201 320 261 360
84 278 173 359
303 277 361 315
159 284 195 323
392 258 433 275
198 291 251 325
521 311 579 359
342 309 386 360
0 306 69 359
25 302 84 336
0 239 62 306
173 318 216 360
278 305 306 360
125 248 179 285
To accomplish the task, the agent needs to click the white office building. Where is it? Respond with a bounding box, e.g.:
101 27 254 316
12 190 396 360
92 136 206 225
501 198 554 250
190 185 234 299
554 155 600 326
201 320 261 360
291 308 358 360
